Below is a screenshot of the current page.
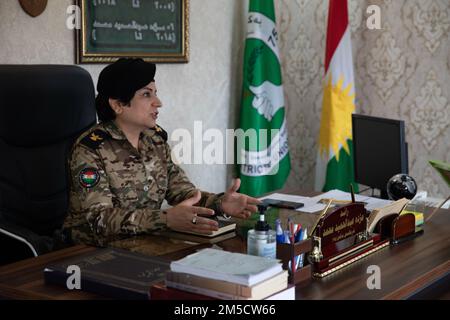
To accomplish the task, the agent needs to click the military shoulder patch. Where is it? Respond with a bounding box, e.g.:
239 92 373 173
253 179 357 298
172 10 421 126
79 168 100 189
154 125 168 142
80 129 110 150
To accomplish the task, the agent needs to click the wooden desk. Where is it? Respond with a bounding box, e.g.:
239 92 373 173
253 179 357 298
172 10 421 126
0 201 448 300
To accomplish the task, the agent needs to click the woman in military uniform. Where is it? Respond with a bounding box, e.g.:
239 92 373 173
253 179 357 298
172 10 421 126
63 58 260 246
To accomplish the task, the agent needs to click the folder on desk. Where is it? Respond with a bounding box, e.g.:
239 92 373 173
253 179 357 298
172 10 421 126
43 248 169 300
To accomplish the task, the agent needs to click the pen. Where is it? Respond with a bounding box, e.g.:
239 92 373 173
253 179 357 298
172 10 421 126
295 228 303 270
275 219 284 244
288 220 295 244
283 230 291 244
288 221 296 273
299 227 308 268
295 254 301 270
350 184 355 203
295 224 302 242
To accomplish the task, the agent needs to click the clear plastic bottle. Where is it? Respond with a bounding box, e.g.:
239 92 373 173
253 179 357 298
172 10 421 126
247 205 276 259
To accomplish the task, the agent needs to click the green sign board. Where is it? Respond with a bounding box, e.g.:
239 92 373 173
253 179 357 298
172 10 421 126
76 0 189 63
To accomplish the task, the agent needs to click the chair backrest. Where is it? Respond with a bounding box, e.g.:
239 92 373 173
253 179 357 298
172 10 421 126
0 65 96 236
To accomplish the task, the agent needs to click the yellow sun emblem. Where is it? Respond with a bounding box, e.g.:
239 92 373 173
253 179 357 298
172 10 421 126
318 75 355 161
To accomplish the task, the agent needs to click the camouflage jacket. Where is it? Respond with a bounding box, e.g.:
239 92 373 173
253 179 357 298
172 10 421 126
63 121 220 246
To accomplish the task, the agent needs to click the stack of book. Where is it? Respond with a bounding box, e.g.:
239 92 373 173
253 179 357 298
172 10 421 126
164 248 294 300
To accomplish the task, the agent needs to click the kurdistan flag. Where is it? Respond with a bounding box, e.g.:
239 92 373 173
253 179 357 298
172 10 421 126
238 0 290 197
315 0 358 192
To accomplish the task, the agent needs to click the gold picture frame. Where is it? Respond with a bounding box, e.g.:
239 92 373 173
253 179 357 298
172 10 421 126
76 0 189 64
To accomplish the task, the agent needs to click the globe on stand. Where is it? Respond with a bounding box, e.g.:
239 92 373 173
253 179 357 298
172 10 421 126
386 174 417 200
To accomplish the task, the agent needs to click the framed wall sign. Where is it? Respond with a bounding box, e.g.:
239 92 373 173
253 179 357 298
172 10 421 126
76 0 189 63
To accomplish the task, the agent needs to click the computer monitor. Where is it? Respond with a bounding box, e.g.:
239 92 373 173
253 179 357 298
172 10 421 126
352 114 408 199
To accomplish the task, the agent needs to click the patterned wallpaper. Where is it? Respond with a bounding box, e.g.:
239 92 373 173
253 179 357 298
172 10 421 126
0 0 447 197
0 0 241 194
275 0 449 197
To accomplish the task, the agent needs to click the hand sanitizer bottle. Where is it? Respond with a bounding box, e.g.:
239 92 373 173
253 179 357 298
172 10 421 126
247 204 276 259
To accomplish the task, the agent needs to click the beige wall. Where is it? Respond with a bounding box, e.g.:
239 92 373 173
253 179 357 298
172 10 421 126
277 0 450 198
1 0 448 197
0 0 245 193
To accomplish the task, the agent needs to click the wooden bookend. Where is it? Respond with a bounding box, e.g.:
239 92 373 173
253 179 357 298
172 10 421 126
392 213 416 244
376 213 422 245
376 213 398 239
276 238 312 285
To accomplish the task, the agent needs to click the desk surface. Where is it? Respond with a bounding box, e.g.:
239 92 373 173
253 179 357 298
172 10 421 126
0 193 449 300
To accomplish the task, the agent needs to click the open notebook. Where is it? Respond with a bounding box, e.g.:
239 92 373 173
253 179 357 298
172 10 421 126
180 218 236 238
367 198 410 233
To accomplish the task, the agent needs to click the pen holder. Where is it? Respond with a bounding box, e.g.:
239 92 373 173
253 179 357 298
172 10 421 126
276 238 312 285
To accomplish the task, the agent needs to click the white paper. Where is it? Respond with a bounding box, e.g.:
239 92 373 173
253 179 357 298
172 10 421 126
170 248 282 286
309 189 368 203
258 193 311 203
298 189 393 213
298 203 328 213
416 197 450 209
364 198 393 211
259 193 321 213
258 190 395 214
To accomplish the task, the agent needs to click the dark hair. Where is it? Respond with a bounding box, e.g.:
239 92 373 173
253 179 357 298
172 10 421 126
95 93 133 122
95 58 156 122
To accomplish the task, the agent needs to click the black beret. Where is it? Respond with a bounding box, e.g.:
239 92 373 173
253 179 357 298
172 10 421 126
97 58 156 100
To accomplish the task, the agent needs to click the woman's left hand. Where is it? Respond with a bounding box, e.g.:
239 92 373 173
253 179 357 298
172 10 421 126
221 178 261 219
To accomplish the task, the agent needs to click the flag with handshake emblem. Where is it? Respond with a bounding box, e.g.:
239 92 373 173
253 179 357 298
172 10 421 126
238 0 290 197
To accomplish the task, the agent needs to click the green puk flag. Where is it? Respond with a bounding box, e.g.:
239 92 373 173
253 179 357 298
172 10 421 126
315 0 358 192
238 0 290 197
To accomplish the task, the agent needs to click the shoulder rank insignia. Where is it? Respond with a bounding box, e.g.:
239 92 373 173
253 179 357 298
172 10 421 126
80 129 110 150
154 125 168 142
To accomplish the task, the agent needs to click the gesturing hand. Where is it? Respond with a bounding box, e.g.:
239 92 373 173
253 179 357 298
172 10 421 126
165 191 219 235
221 178 261 219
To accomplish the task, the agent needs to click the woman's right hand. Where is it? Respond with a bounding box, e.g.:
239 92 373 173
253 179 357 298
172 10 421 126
165 191 219 235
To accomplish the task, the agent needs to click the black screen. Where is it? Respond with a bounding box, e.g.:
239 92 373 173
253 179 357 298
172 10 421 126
352 114 408 194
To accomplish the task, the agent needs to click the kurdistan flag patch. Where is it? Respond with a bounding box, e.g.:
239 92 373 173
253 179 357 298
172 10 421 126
79 168 100 189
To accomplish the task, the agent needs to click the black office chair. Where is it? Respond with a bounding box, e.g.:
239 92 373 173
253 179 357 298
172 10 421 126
0 65 97 265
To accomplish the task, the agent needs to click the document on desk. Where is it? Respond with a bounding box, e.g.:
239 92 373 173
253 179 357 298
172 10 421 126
300 189 393 213
309 189 369 203
259 191 355 213
299 203 328 213
258 193 311 203
364 198 393 211
259 190 394 213
259 193 315 212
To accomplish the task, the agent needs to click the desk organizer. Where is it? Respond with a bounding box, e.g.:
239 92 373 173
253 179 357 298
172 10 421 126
377 212 423 245
276 238 312 285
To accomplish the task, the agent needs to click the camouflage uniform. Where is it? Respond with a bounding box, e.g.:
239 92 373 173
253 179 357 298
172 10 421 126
63 121 221 246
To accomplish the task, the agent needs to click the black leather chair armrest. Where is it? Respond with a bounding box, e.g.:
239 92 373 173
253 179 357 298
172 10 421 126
0 214 54 264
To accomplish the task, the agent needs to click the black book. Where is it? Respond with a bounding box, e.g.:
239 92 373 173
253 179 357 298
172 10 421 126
43 247 170 300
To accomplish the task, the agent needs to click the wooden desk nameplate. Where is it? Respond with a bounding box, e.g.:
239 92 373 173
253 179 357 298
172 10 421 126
309 203 390 278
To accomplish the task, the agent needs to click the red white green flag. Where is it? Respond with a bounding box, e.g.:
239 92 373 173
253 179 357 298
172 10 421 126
315 0 358 192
